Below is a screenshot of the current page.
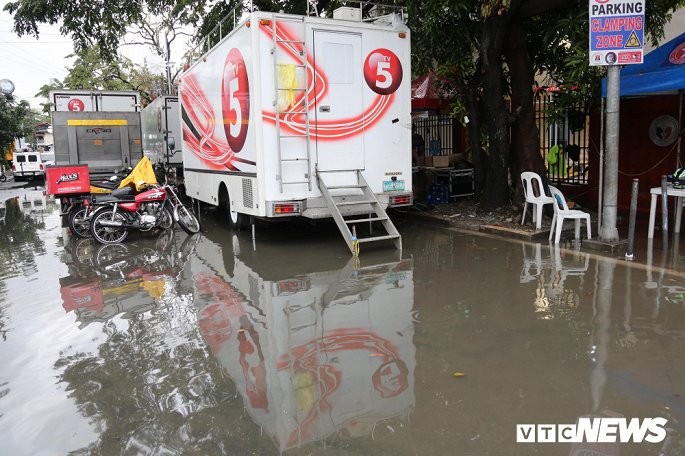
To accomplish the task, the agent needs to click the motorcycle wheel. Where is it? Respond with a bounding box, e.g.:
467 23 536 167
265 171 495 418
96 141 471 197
68 206 92 238
176 204 201 235
0 174 6 182
90 208 129 244
158 206 173 230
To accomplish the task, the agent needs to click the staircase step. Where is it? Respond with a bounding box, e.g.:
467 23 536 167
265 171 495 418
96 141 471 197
327 184 364 190
357 234 400 243
345 216 387 224
282 180 310 185
336 200 377 207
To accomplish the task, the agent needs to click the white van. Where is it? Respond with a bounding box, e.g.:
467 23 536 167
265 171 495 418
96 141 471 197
13 150 46 181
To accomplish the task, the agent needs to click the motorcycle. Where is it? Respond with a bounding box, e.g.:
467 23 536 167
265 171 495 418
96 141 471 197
88 182 201 244
65 169 132 238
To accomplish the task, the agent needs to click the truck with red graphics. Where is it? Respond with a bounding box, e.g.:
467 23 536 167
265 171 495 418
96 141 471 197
179 5 412 253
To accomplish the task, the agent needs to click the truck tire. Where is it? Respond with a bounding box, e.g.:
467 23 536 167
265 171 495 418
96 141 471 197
219 186 249 231
230 207 250 231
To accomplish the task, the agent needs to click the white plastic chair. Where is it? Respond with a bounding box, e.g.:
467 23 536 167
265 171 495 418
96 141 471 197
548 186 591 244
521 171 555 230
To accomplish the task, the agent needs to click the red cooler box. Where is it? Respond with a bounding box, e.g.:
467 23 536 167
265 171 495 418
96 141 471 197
46 165 90 195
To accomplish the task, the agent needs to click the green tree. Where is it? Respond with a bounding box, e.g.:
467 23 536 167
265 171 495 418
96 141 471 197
408 0 685 208
0 95 35 156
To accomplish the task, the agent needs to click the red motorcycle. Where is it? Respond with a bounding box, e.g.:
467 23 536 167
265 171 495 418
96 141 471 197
88 183 201 244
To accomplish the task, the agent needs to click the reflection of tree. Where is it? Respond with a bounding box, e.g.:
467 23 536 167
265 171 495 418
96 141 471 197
56 316 277 454
0 197 48 276
0 196 51 340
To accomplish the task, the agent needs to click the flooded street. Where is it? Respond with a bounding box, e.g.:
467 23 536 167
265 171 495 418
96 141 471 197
1 186 685 455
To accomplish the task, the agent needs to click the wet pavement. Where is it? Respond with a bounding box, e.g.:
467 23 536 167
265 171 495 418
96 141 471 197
1 185 685 455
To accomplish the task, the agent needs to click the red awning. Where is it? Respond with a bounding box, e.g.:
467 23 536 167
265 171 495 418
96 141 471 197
411 72 449 111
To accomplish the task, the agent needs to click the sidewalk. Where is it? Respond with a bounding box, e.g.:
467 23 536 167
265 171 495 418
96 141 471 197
394 201 685 273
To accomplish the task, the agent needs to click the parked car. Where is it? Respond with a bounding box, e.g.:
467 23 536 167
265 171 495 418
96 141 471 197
13 150 46 181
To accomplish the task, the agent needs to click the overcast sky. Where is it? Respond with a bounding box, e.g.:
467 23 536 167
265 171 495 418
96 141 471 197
1 1 75 107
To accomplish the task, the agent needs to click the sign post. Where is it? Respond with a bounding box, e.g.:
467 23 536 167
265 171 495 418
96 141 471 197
589 0 645 243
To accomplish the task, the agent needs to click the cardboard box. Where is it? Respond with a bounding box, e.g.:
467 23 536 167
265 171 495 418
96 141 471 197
45 164 90 195
429 155 450 168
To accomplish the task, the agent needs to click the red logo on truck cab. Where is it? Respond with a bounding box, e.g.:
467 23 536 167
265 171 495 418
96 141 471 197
363 48 402 95
222 48 250 152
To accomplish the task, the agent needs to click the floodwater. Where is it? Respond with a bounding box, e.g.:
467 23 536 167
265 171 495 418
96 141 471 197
1 186 685 456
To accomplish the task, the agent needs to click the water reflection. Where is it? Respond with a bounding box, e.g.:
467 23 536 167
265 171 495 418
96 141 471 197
518 240 685 454
0 193 56 280
520 242 589 318
191 233 415 452
59 231 198 328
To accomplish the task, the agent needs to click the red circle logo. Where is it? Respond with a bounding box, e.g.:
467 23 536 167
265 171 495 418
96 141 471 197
222 48 250 152
67 99 85 112
363 49 402 95
669 42 685 65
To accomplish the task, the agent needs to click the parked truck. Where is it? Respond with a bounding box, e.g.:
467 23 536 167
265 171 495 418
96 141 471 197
179 6 412 253
49 90 143 176
141 95 183 172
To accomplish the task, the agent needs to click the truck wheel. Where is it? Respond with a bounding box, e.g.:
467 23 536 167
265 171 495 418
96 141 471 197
230 208 250 231
90 208 129 244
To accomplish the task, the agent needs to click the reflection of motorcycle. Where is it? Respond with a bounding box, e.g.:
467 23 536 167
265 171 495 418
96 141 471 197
89 182 200 244
61 233 199 328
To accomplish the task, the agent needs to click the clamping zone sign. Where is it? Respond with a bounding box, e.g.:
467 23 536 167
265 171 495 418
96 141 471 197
589 0 645 66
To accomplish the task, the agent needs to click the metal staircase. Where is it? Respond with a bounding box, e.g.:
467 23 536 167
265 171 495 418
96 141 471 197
317 170 401 254
272 15 313 193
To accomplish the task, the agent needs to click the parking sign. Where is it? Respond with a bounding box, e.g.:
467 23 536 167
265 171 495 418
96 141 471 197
589 0 645 66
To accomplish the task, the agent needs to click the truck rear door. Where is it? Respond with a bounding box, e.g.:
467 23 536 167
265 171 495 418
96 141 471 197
313 30 364 172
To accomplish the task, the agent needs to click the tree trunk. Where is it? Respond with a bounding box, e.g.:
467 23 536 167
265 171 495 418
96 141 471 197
479 15 511 209
465 85 486 196
504 21 546 200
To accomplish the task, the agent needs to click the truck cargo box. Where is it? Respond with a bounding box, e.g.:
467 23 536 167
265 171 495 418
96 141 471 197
52 111 143 176
179 8 412 252
49 90 140 112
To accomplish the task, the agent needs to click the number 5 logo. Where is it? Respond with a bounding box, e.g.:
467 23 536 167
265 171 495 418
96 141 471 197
222 48 250 152
364 49 402 95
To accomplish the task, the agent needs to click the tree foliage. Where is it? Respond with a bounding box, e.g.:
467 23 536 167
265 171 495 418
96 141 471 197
0 95 35 155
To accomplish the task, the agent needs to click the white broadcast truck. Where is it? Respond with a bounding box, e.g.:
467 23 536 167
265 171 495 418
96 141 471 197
179 5 413 253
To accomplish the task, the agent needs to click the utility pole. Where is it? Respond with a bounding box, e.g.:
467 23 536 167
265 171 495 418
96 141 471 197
600 65 620 242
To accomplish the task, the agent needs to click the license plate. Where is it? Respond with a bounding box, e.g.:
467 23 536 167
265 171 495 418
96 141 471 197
383 180 405 192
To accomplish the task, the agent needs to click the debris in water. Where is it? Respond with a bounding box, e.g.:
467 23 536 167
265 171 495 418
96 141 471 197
453 372 465 377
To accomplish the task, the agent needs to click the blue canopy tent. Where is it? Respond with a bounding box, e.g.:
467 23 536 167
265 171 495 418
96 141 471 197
596 33 685 224
601 32 685 97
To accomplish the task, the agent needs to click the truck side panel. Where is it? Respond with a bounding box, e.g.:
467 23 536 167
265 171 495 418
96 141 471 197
141 95 183 166
180 21 260 215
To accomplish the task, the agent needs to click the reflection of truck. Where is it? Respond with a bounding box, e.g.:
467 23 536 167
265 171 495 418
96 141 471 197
141 95 182 171
180 7 412 251
191 231 415 452
49 90 143 176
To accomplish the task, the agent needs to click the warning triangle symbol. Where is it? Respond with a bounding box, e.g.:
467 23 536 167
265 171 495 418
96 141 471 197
625 31 641 48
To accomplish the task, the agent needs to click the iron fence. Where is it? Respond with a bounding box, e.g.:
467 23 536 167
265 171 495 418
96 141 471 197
412 96 590 186
535 94 590 185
